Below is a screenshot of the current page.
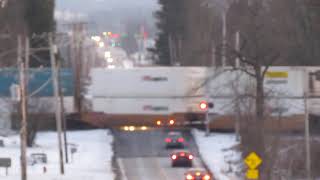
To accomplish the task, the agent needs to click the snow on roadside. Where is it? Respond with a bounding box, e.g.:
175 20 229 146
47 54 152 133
0 129 114 180
192 129 243 180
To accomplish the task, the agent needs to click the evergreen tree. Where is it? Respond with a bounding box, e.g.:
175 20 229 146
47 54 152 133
152 0 186 65
25 0 56 67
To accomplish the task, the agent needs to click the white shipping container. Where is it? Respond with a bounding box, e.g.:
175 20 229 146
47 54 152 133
91 97 240 115
264 66 305 97
88 67 206 98
87 66 320 116
206 67 308 98
207 69 253 97
91 97 221 115
92 98 182 115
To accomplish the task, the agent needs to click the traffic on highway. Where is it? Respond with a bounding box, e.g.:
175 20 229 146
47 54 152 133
113 128 212 180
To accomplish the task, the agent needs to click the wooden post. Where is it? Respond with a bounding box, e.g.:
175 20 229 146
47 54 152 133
49 33 65 174
58 61 69 164
18 35 27 180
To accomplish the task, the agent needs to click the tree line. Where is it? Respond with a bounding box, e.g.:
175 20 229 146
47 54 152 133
0 0 55 146
152 0 320 66
0 0 55 67
152 0 320 179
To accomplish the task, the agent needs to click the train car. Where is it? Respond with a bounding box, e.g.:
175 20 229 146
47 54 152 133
84 66 320 132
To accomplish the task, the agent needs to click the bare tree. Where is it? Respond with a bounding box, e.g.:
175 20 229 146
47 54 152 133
224 1 282 178
0 0 27 67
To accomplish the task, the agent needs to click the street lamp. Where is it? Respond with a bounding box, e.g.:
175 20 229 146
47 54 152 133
91 36 101 42
98 42 104 48
107 58 113 63
104 51 111 58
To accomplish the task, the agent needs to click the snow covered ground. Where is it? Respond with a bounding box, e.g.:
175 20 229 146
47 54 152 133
192 129 243 180
0 130 114 180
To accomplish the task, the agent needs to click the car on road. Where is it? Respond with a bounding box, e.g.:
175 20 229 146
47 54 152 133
184 168 212 180
165 131 185 148
170 150 193 167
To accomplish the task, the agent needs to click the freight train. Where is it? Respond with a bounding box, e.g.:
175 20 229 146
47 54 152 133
83 66 320 132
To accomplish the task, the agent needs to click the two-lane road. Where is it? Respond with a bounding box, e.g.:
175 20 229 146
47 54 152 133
113 128 206 180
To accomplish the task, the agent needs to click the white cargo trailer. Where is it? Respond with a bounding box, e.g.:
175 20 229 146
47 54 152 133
88 67 206 98
87 66 320 116
92 97 210 115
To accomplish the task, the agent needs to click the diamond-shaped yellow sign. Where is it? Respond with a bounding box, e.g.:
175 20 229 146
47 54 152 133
244 152 262 169
246 169 259 179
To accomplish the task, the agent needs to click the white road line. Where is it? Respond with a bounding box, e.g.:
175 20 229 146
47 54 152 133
117 158 129 180
153 157 170 180
136 157 151 180
193 157 203 168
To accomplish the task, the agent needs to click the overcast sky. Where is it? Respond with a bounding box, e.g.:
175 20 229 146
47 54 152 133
56 0 158 14
55 0 159 36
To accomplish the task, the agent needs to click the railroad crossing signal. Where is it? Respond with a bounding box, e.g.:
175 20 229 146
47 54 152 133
244 152 262 180
199 101 214 111
199 101 208 111
208 102 214 109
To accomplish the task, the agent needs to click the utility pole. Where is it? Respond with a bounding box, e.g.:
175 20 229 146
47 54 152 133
205 84 210 136
24 36 30 147
25 37 30 68
304 69 311 180
234 31 241 141
211 41 216 67
221 12 227 67
72 23 84 114
235 31 240 67
49 33 65 174
168 34 176 66
205 110 210 136
18 35 27 180
58 61 69 164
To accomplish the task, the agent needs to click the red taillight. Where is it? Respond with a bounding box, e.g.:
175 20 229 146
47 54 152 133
171 155 177 160
188 155 193 160
178 137 184 142
203 175 211 180
186 174 194 180
180 152 185 156
169 119 175 125
165 138 172 143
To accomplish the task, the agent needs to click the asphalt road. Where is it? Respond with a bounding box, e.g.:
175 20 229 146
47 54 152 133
113 128 206 180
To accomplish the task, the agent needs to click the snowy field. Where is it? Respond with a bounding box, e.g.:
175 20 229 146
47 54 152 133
192 129 243 180
0 130 114 180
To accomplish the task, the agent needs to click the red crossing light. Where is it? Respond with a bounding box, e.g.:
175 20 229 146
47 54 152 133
199 101 208 111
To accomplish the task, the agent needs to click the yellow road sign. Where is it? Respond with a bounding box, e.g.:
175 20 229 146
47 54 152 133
244 152 262 169
246 169 259 179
